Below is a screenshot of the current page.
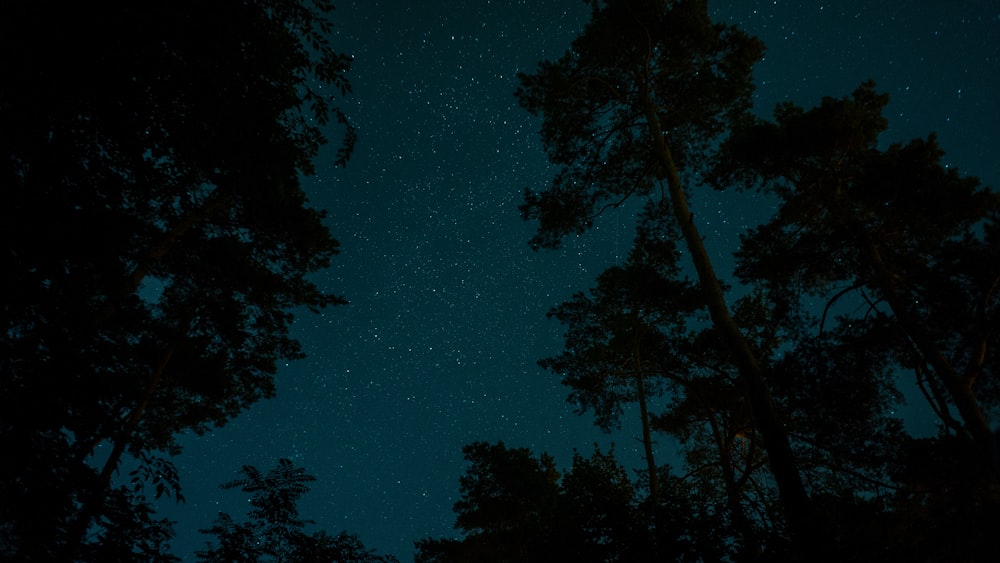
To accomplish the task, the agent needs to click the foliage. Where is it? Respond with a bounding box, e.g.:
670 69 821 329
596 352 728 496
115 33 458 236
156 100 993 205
514 1 821 549
541 227 699 432
451 441 562 560
514 0 999 560
523 77 1000 557
80 485 182 563
716 81 1000 465
516 0 763 250
198 459 397 563
0 0 355 558
417 442 711 563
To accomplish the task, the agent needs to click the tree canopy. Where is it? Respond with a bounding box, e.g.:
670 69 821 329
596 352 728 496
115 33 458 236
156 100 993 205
0 1 355 559
198 459 397 563
508 0 1000 560
715 82 1000 467
415 442 701 563
515 0 815 547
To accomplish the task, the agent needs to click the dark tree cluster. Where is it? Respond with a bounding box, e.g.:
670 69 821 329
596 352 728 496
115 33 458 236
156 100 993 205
416 442 717 563
421 0 999 561
198 459 397 563
0 1 361 560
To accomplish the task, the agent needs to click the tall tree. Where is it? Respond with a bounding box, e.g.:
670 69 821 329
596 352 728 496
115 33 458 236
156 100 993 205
0 1 356 559
515 0 814 545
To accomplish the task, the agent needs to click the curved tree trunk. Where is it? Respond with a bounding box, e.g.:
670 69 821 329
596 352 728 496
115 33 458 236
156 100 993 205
639 89 815 550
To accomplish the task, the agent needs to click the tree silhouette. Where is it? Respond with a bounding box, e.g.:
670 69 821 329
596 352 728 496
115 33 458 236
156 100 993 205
706 80 1000 560
516 1 1000 557
544 227 802 558
515 0 815 548
198 459 396 563
416 442 704 563
1 1 356 559
540 226 700 517
448 441 562 562
715 82 1000 471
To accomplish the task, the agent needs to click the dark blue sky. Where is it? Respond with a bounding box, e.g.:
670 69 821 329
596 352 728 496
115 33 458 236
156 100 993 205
159 2 999 560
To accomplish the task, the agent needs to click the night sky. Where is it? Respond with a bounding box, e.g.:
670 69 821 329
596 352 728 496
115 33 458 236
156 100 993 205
157 1 999 560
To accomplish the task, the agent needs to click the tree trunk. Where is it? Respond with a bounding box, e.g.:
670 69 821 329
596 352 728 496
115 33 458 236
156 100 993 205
631 312 661 509
629 313 664 552
823 181 995 470
639 91 815 549
61 345 175 560
861 235 995 469
709 417 761 562
635 369 659 505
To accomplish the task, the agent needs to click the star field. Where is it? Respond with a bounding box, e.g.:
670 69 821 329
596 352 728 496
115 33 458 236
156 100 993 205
158 2 999 559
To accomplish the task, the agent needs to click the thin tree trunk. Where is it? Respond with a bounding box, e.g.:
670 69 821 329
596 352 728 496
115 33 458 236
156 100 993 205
635 369 659 505
629 313 663 551
98 346 174 485
709 417 761 562
639 91 815 549
861 235 995 468
631 313 661 508
61 345 175 560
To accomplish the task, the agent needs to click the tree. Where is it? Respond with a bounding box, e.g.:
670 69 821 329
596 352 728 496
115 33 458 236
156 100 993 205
714 82 1000 471
515 0 814 547
708 80 1000 559
416 442 700 563
0 1 356 559
544 226 804 559
418 441 563 563
558 446 650 562
198 459 397 563
540 223 700 516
